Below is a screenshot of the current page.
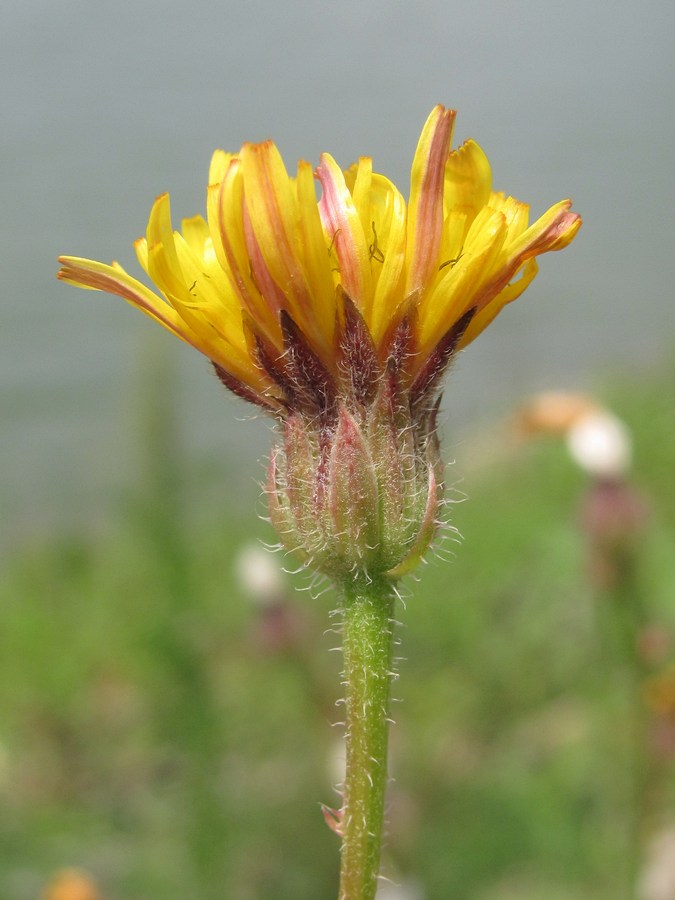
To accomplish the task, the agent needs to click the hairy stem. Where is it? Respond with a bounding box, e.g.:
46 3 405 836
337 575 397 900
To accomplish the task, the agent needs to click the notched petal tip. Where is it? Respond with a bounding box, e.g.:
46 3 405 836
427 103 458 124
56 255 76 279
240 139 277 167
56 255 106 288
508 198 582 264
548 206 582 251
208 148 236 186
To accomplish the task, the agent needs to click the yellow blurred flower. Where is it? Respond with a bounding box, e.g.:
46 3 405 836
41 868 101 900
58 105 580 415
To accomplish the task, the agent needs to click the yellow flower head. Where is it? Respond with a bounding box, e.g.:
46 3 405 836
58 105 580 417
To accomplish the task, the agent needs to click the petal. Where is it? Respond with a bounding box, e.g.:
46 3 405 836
145 237 253 372
207 158 250 287
406 105 456 295
316 152 372 309
457 201 581 346
180 213 210 253
365 174 407 343
207 157 281 345
488 193 530 240
141 201 250 364
57 255 190 340
418 207 508 356
294 159 336 348
350 155 374 238
170 230 244 349
209 149 235 186
348 158 407 336
57 252 264 393
241 199 288 317
134 236 149 273
144 193 187 300
435 209 469 281
443 139 492 221
241 141 333 357
240 142 306 302
506 199 582 261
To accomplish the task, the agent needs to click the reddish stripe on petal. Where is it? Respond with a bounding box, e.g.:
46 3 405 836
316 153 370 307
211 160 283 347
407 106 456 294
510 200 582 261
242 201 288 317
538 208 582 252
240 141 314 318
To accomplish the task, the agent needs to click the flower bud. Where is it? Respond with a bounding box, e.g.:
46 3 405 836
268 388 442 581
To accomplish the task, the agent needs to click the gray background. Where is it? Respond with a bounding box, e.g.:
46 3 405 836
2 0 673 545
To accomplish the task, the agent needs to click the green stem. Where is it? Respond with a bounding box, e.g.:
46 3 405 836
338 575 397 900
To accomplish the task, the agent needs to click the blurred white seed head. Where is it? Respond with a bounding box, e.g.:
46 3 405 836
567 411 632 478
235 543 286 606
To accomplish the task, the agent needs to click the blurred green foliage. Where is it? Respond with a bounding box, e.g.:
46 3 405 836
1 364 674 899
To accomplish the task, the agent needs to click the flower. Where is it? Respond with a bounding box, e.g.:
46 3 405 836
58 106 581 578
58 105 580 416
